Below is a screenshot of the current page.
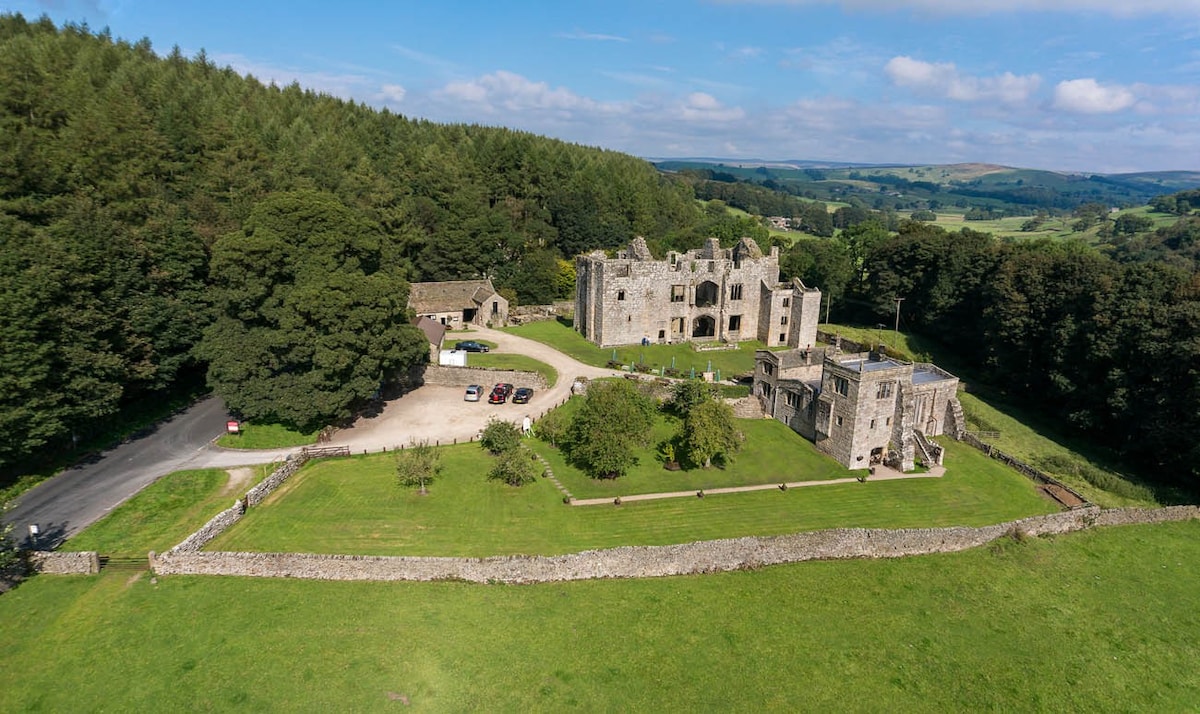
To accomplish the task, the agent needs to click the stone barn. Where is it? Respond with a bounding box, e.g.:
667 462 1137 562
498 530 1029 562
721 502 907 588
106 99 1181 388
408 279 508 329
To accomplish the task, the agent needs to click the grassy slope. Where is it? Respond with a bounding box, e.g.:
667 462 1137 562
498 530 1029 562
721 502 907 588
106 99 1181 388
3 521 1199 711
208 437 1055 557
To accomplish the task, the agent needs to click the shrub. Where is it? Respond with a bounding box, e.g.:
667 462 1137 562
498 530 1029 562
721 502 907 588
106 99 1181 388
488 448 538 486
480 417 522 455
534 409 569 448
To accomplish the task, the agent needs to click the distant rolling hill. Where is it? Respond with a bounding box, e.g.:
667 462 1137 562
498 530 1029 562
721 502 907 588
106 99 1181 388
653 159 1200 213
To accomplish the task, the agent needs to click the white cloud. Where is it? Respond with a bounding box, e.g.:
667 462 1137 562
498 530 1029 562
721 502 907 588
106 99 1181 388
436 70 620 116
885 56 1041 104
1053 78 1136 113
556 30 630 42
377 84 406 104
677 92 746 121
717 0 1200 16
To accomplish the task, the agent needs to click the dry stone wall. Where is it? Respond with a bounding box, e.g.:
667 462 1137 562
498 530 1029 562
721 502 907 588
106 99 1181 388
28 550 100 574
421 365 547 389
150 505 1199 584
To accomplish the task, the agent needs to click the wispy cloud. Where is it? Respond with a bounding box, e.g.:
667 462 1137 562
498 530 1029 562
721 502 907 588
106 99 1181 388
210 53 372 99
556 29 631 42
716 0 1200 17
390 44 458 75
886 56 1041 104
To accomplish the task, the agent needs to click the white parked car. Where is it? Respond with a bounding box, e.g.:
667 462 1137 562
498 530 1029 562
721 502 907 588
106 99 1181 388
464 385 483 402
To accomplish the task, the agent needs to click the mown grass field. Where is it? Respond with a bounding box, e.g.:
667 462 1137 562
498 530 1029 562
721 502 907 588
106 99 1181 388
4 520 1199 711
207 433 1055 557
504 318 771 376
533 402 852 498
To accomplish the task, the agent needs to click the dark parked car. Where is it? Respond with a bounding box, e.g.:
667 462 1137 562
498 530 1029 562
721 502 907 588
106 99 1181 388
455 340 489 353
488 384 511 404
512 387 534 404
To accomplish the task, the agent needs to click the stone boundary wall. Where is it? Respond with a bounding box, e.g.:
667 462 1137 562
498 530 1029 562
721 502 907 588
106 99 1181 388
508 301 574 324
957 432 1091 507
245 455 306 507
149 505 1199 584
421 365 547 390
170 454 308 554
28 550 100 574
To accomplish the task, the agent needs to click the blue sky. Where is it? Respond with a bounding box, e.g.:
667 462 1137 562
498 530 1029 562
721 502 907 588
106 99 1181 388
8 0 1200 172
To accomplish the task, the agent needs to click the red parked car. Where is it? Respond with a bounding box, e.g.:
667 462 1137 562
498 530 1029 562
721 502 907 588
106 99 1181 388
488 383 513 404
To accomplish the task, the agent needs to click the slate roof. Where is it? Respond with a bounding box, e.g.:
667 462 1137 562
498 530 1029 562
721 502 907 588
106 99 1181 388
408 279 497 314
413 316 447 346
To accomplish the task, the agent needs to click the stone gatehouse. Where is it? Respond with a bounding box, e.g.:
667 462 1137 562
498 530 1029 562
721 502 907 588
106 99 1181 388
755 347 960 471
574 236 821 348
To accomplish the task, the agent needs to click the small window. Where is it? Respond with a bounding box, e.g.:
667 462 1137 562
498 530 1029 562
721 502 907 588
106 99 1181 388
870 419 876 429
658 329 665 339
779 333 786 343
617 290 625 301
835 416 843 427
886 416 892 426
780 315 788 325
786 392 800 408
729 315 742 331
762 363 774 376
782 297 790 308
730 283 743 300
671 285 685 303
833 376 849 396
492 300 498 315
708 261 715 272
876 382 894 399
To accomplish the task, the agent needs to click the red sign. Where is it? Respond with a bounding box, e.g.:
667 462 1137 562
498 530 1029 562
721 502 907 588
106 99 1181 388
226 421 241 434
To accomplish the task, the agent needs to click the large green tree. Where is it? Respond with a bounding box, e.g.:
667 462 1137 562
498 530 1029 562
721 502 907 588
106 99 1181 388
683 399 743 468
565 380 656 479
200 191 427 430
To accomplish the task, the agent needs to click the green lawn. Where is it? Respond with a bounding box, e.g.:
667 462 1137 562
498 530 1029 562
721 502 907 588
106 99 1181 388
208 435 1055 557
4 521 1200 710
468 352 557 387
535 407 853 498
504 318 772 377
63 467 273 555
215 422 319 449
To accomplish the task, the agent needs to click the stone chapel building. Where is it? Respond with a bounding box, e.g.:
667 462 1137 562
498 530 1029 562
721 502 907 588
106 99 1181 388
574 236 821 348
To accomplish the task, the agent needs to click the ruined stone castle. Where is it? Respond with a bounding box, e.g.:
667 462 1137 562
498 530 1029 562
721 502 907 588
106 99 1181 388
754 346 961 471
574 236 821 348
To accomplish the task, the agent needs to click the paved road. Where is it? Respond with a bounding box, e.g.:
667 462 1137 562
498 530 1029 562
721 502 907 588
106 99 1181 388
3 327 619 548
3 398 293 549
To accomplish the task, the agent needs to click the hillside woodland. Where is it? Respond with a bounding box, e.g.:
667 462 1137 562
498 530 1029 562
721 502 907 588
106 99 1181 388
1 15 1198 493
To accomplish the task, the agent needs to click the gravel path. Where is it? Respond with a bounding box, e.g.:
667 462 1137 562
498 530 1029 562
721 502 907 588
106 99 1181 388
569 463 946 506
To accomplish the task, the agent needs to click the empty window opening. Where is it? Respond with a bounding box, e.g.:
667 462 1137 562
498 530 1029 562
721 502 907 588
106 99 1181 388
695 281 719 307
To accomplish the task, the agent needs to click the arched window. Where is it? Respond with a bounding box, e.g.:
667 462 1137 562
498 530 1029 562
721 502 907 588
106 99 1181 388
692 315 716 338
695 281 719 307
